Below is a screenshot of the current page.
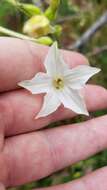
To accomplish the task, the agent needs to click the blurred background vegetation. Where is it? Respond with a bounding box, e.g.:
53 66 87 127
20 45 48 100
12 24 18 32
0 0 107 189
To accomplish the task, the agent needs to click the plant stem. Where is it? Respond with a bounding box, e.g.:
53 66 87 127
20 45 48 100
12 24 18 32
0 26 38 42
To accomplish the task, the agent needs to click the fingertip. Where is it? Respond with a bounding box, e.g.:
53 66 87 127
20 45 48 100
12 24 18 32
62 49 89 68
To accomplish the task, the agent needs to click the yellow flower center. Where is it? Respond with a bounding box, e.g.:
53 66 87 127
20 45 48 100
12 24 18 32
53 78 64 90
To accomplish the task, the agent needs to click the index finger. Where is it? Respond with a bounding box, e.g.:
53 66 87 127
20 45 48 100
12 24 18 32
0 37 88 92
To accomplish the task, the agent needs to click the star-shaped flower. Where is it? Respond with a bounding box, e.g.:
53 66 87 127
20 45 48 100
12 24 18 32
18 42 100 118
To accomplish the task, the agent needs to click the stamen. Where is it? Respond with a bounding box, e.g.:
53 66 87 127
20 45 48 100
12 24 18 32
53 78 64 89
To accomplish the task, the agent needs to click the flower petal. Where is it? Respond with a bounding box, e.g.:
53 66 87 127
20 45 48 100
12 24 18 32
64 65 101 89
18 72 52 94
36 91 61 118
44 42 68 77
58 87 89 116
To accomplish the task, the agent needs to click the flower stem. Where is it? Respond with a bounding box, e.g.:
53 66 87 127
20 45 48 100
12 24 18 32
0 26 38 42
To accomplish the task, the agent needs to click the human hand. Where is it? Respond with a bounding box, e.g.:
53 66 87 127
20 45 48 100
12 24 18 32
0 37 107 190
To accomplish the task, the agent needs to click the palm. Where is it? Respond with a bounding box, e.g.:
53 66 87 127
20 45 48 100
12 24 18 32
0 38 107 190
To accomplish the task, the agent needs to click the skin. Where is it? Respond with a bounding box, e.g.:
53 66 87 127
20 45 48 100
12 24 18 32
0 37 107 190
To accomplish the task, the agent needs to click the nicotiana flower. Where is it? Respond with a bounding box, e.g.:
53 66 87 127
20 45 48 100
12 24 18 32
18 42 101 118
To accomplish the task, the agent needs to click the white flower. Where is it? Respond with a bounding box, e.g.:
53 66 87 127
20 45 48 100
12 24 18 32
18 42 101 118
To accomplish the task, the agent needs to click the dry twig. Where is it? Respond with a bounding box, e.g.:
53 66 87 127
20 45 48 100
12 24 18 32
87 45 107 57
68 12 107 50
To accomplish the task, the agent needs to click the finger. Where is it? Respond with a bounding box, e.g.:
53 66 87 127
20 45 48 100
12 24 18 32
1 85 107 136
0 37 88 92
34 167 107 190
2 115 107 187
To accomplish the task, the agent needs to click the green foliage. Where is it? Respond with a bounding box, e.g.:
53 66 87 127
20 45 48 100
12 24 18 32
6 0 41 17
0 0 62 44
58 0 79 16
16 3 41 16
0 0 16 26
45 0 60 20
